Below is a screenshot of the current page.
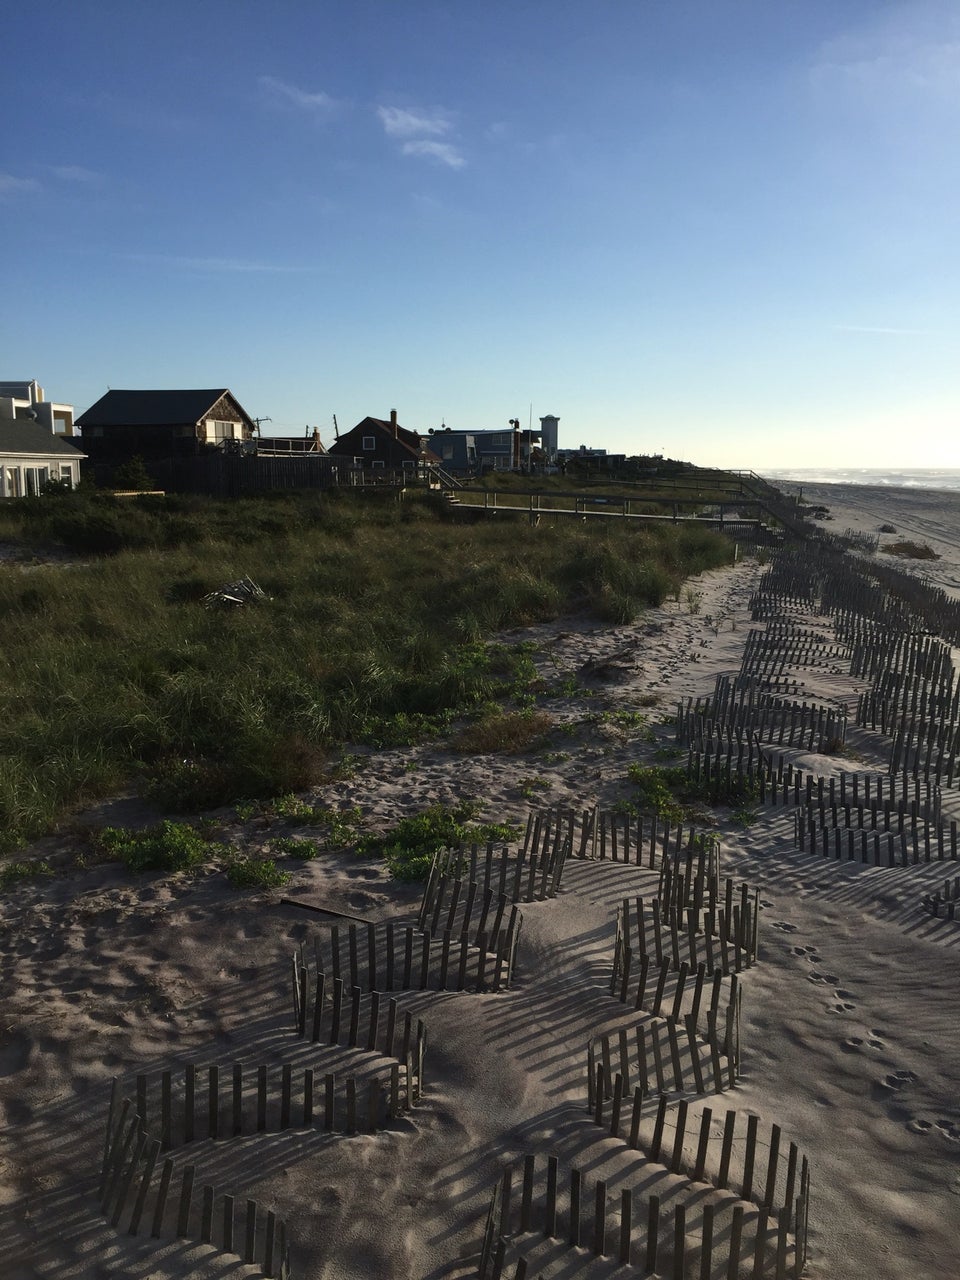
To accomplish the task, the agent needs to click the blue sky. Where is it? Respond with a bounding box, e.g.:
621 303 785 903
3 0 958 468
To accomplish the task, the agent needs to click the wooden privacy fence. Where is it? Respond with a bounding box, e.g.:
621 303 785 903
477 1151 810 1280
302 913 521 998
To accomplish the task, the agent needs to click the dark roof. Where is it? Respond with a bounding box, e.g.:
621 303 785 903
77 389 242 428
362 415 425 453
0 420 86 457
327 415 442 465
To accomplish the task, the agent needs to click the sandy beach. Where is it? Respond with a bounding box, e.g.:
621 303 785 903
2 481 959 1280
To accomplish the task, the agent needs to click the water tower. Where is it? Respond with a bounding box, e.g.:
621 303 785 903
539 414 559 461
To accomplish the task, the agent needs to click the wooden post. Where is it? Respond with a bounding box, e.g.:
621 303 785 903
150 1157 174 1238
619 1187 631 1264
569 1167 581 1247
176 1164 195 1237
645 1195 660 1274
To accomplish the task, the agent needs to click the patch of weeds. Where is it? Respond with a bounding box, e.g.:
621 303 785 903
452 708 554 754
654 745 685 761
358 709 452 749
358 802 520 882
0 859 53 890
518 775 550 800
882 540 939 560
540 749 572 764
331 753 362 779
684 587 703 614
637 693 659 708
626 764 686 823
98 820 225 874
143 756 234 811
271 836 321 859
226 856 290 889
731 806 759 828
269 793 321 822
546 674 583 698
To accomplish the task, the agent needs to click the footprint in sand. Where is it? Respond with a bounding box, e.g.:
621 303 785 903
881 1069 919 1091
935 1119 960 1140
842 1036 863 1053
907 1118 932 1134
807 971 840 985
771 920 798 933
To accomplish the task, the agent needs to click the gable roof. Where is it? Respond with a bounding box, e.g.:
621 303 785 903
358 415 424 454
77 389 251 429
0 420 86 458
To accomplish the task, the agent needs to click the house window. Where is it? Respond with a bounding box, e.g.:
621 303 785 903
204 419 240 444
372 460 386 469
362 436 376 451
441 444 454 461
24 466 49 496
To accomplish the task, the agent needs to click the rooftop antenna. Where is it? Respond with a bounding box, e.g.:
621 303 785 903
253 415 271 436
333 414 340 440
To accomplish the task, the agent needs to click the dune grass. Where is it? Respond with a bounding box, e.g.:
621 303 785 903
0 487 733 850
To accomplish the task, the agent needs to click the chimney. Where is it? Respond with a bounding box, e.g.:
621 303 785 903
390 408 398 437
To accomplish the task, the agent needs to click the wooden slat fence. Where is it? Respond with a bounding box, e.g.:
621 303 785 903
477 1151 810 1279
301 914 521 999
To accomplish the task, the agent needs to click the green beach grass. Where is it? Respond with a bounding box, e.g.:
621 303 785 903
0 486 733 851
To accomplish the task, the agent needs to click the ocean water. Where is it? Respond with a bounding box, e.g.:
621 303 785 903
762 467 960 492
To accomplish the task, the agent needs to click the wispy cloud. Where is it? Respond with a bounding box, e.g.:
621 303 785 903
401 139 465 169
0 172 40 198
259 76 341 115
378 104 465 168
49 164 102 184
810 7 960 110
377 105 453 139
124 252 313 274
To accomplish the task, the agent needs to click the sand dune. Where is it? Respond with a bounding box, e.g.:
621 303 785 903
2 483 959 1279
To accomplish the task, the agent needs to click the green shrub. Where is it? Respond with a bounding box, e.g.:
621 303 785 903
359 803 520 881
0 858 52 890
626 764 687 823
226 856 290 889
271 836 320 859
97 820 223 873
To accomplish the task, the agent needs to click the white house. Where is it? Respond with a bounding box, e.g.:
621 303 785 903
0 379 76 436
0 380 85 496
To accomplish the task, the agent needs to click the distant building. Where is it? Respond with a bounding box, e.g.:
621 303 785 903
0 422 86 496
77 388 257 462
0 379 76 436
538 414 560 462
0 379 85 495
327 410 440 473
426 426 477 474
